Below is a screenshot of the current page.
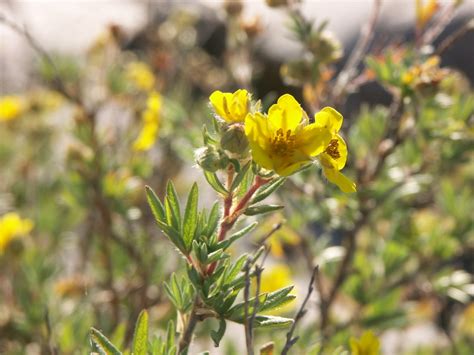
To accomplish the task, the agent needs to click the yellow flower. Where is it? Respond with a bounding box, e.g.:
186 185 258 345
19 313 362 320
314 107 357 193
126 62 155 91
209 89 250 123
402 56 447 91
245 94 332 176
0 212 34 255
133 92 161 151
0 96 25 121
416 0 439 29
258 264 295 315
54 275 88 298
350 330 380 355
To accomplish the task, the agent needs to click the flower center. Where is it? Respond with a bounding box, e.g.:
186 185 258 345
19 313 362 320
325 139 340 159
270 128 296 157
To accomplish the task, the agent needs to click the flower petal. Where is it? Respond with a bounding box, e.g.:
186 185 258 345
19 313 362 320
268 94 302 133
313 106 343 134
323 166 356 193
245 112 273 170
333 134 348 170
245 112 270 148
249 141 274 171
297 123 332 157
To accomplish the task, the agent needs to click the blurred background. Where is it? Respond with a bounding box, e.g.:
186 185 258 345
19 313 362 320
1 0 473 354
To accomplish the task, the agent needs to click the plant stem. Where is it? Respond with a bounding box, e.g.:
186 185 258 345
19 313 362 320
178 298 200 354
282 266 319 355
207 175 270 275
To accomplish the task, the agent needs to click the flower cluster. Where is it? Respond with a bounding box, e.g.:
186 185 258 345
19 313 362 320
204 89 356 192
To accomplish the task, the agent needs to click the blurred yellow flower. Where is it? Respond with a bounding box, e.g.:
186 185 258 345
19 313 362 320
245 94 332 176
126 62 155 91
402 56 447 90
209 89 250 123
258 264 296 314
350 330 380 355
261 217 301 258
0 96 25 121
133 92 161 151
0 212 34 255
416 0 439 29
54 275 89 298
315 107 357 193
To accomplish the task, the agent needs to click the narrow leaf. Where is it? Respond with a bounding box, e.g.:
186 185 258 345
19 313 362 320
231 162 251 192
183 183 199 250
132 310 148 355
165 319 175 354
253 315 293 329
216 222 258 250
223 254 248 286
90 328 122 355
260 286 294 312
210 318 227 347
146 186 165 222
166 181 181 229
204 201 220 237
251 177 286 204
204 171 227 195
244 205 284 216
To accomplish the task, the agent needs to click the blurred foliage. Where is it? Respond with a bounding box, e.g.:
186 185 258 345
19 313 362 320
0 0 473 354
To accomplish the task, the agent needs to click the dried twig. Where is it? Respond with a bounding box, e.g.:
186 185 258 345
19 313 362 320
421 2 458 47
255 222 283 248
435 18 474 56
332 0 382 102
0 13 82 106
243 258 254 355
281 266 319 355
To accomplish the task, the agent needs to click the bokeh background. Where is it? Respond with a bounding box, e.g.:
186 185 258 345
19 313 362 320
1 0 473 354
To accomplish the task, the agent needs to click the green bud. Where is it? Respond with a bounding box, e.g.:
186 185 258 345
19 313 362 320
307 31 342 64
195 146 229 172
280 55 318 86
220 124 249 155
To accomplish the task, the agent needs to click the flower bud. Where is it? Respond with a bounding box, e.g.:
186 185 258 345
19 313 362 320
195 146 229 172
220 124 249 155
307 31 342 64
224 0 243 17
265 0 289 7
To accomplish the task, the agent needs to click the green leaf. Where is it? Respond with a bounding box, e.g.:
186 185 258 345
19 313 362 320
146 186 166 222
110 322 127 351
226 294 268 320
155 219 186 254
90 328 122 355
251 177 286 204
216 222 258 250
253 315 293 329
244 204 284 216
231 162 251 192
205 249 229 265
223 253 248 285
132 310 148 355
204 201 220 237
166 181 181 230
183 183 199 250
210 318 227 347
204 171 228 195
165 319 176 354
260 286 296 313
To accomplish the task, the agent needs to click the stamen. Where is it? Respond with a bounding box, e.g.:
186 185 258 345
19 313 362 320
271 129 296 157
325 139 340 159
